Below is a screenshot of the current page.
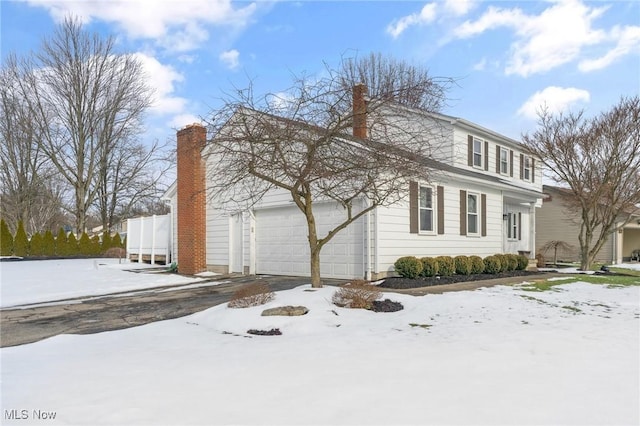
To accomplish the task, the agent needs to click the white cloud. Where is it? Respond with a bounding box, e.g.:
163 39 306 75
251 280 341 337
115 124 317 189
579 25 640 72
453 0 610 77
22 0 257 52
219 49 240 70
518 86 590 120
472 57 487 71
170 114 203 129
133 53 189 117
443 0 475 17
386 3 437 38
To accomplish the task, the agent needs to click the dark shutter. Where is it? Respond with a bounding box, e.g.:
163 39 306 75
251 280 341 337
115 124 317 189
519 154 524 179
481 194 487 237
531 158 535 182
484 141 489 171
495 145 501 173
409 181 418 234
460 190 467 236
518 212 522 240
510 150 514 177
467 135 473 166
437 186 444 235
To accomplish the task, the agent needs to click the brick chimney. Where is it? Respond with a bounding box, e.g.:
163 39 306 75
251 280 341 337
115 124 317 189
176 124 207 275
353 83 368 139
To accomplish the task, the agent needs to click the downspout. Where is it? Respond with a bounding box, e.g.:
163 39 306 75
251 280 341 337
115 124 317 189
529 202 536 258
374 205 379 279
365 199 371 281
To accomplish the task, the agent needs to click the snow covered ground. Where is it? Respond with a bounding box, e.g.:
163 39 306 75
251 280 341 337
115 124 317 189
1 261 639 425
0 258 207 308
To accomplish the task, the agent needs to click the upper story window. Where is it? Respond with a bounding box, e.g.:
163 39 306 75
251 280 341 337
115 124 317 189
500 147 509 175
473 138 483 168
467 193 479 235
523 155 532 181
419 186 434 232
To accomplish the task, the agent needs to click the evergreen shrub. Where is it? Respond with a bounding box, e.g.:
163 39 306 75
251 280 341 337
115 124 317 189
13 221 29 257
435 256 455 276
483 255 502 274
394 256 422 278
0 219 13 256
420 257 439 277
454 255 472 275
469 255 485 274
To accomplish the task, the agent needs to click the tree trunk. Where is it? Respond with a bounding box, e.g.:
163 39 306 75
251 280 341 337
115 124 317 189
310 248 322 288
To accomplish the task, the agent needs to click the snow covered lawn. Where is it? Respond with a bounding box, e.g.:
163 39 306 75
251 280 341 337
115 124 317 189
2 270 638 425
0 258 204 308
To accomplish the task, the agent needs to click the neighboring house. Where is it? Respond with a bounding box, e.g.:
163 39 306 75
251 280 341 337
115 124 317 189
164 87 544 278
536 185 640 264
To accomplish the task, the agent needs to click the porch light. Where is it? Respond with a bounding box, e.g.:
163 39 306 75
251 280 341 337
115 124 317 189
503 214 509 220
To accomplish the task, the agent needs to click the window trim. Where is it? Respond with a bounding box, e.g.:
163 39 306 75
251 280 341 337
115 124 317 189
466 192 480 236
500 147 509 175
523 155 532 181
507 212 518 240
472 138 483 168
418 185 436 234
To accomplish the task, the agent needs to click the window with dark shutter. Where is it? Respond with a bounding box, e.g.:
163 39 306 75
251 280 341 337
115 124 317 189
467 136 473 167
495 145 501 173
484 141 489 171
531 158 535 183
519 154 524 179
518 212 522 240
510 150 514 177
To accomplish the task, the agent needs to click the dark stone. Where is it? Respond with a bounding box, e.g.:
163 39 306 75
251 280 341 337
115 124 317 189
261 306 309 316
247 328 282 336
370 299 404 313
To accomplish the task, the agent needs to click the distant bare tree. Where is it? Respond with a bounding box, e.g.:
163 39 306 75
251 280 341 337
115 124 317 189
523 96 640 270
0 62 66 234
539 240 574 266
339 52 454 111
10 16 153 233
206 59 450 287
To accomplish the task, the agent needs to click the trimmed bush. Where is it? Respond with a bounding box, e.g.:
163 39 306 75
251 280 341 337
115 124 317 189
78 232 93 254
504 254 519 271
66 233 79 255
55 228 67 256
228 282 275 308
483 255 502 274
91 235 102 255
454 255 472 275
516 254 529 271
42 230 55 256
493 254 508 272
332 281 381 309
469 255 485 274
420 257 439 277
112 233 123 249
435 256 455 276
101 232 113 251
0 219 13 256
29 232 44 256
394 256 422 278
13 221 29 257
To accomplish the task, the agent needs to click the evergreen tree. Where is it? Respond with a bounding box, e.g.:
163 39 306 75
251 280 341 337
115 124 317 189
29 232 44 256
66 233 79 256
42 230 56 256
13 221 29 257
55 228 67 256
0 219 13 256
78 232 92 255
91 235 102 255
112 233 123 249
101 232 112 252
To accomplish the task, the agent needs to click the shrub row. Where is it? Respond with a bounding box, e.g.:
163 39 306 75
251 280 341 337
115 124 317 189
0 219 125 258
394 254 529 278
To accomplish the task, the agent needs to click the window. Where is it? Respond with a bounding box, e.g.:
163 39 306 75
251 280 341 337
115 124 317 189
419 186 434 232
507 212 518 240
500 147 509 174
467 193 479 234
473 138 483 167
523 156 532 181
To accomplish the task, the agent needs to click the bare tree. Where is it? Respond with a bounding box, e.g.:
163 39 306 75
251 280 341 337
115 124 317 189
339 52 454 111
13 17 153 233
93 136 171 233
0 61 66 234
206 60 450 287
523 96 640 270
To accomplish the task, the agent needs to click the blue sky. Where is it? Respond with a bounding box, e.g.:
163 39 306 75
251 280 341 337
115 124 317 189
1 0 639 145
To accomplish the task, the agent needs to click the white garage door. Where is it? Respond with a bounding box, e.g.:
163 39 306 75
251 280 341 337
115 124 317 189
255 203 364 279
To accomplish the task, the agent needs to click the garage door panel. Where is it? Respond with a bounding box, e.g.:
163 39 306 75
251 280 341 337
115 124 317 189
255 203 363 279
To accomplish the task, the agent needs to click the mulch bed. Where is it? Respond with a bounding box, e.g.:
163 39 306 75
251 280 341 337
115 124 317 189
379 270 545 290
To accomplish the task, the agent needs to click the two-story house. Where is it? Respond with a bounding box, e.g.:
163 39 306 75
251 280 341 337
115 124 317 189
164 86 543 279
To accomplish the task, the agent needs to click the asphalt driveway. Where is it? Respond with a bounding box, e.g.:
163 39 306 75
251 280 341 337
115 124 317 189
0 275 346 348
